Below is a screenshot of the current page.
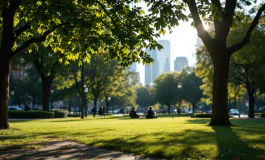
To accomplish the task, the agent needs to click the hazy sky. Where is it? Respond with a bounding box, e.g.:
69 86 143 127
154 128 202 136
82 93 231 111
137 21 199 85
135 2 200 85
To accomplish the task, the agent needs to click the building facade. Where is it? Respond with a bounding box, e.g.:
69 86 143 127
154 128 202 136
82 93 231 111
145 40 170 86
174 57 188 72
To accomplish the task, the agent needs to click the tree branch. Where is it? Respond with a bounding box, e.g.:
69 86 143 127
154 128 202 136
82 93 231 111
95 0 118 29
12 23 65 56
73 70 83 96
15 22 30 38
48 54 65 82
228 3 265 54
217 0 237 40
184 0 213 48
1 0 24 52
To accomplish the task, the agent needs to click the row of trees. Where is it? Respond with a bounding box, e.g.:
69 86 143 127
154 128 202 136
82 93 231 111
136 68 203 114
11 50 137 116
2 0 265 128
195 16 265 118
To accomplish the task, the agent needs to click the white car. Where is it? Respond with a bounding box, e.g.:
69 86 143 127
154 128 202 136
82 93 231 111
229 109 239 115
8 106 22 111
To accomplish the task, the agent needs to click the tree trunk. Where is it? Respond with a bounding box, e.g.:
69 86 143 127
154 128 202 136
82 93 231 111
167 104 171 114
0 56 11 129
248 92 255 118
105 95 109 113
41 77 52 111
93 96 98 108
209 51 231 126
192 102 196 114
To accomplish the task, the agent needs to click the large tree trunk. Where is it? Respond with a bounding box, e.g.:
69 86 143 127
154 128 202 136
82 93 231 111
41 77 52 111
0 56 11 129
248 92 255 118
209 51 231 126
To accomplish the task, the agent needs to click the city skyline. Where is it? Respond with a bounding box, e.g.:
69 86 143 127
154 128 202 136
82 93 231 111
145 40 171 85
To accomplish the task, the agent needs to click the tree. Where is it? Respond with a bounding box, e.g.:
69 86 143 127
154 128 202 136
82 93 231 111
136 86 153 111
152 72 179 114
144 0 265 125
179 68 203 113
196 21 264 118
20 44 65 111
228 23 265 118
0 0 164 128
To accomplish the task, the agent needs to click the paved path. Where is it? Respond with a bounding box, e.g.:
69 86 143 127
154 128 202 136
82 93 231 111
0 141 164 160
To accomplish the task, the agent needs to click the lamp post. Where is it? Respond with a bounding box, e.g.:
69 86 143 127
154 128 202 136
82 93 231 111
84 86 88 117
50 90 54 110
28 95 32 109
106 96 111 113
10 91 14 106
177 83 182 115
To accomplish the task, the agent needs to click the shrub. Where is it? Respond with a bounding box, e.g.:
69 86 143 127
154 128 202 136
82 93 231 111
8 110 54 119
194 113 212 118
68 114 80 117
261 114 265 118
54 110 69 118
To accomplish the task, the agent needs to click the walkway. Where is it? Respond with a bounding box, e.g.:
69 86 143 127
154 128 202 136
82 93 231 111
0 141 164 160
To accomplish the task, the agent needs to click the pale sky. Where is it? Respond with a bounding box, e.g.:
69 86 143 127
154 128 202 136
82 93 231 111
135 2 199 85
137 21 199 85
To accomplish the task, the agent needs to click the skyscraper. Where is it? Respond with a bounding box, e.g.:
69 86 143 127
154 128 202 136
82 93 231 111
174 57 188 72
145 40 170 86
128 62 140 84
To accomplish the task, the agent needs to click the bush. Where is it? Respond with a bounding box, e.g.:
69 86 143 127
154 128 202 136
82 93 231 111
261 114 265 118
194 113 212 118
68 114 80 117
8 110 54 119
54 110 69 118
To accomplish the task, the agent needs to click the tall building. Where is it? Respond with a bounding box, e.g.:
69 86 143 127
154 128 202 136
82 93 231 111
174 57 188 72
145 40 170 86
128 62 140 84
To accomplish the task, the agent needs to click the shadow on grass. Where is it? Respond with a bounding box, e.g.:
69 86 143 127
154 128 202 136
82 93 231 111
185 119 210 124
212 126 260 160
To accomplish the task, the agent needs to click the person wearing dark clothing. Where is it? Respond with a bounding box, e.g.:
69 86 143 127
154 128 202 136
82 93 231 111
129 107 140 118
103 106 106 117
98 106 103 117
146 107 157 118
92 107 97 117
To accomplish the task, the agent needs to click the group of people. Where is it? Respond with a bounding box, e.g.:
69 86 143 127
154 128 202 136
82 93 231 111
92 105 105 117
129 107 157 119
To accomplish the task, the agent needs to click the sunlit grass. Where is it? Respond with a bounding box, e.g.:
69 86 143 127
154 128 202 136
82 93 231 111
0 116 265 159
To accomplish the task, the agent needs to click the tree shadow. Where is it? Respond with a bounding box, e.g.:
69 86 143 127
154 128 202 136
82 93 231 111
212 126 260 159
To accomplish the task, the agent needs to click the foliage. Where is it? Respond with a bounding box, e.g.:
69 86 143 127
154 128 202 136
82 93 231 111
179 67 203 109
54 110 69 118
1 117 265 159
8 110 54 118
136 86 153 109
9 67 42 106
152 72 180 107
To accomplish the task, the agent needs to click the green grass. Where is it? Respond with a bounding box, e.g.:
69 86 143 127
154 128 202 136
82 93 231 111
1 115 265 160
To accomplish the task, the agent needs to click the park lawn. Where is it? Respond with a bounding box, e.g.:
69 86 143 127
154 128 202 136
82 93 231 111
0 116 265 160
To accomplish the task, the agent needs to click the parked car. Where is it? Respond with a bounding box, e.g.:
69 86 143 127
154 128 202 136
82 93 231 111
8 106 22 111
229 109 239 115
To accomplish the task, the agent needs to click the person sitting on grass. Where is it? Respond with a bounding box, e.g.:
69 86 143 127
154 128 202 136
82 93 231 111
129 107 140 118
146 107 157 118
